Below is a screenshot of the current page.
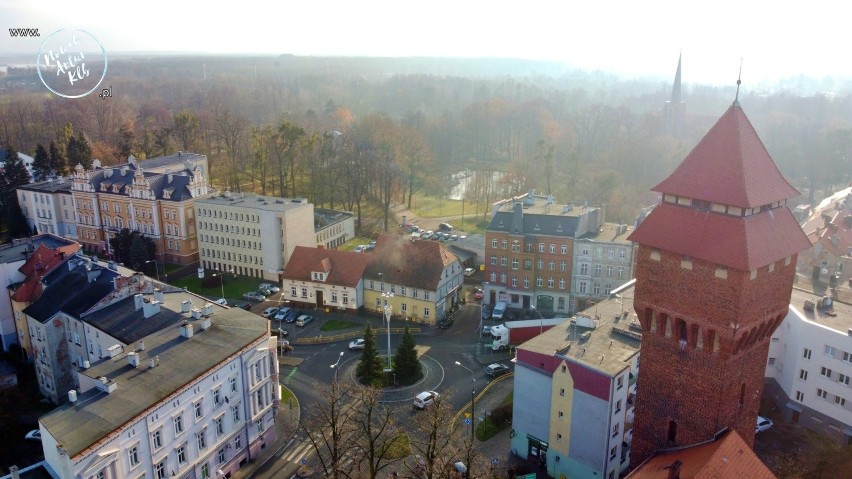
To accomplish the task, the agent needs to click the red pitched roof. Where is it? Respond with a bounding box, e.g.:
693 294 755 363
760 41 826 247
281 246 370 288
12 243 80 303
364 235 460 291
652 104 800 209
628 202 811 271
626 430 775 479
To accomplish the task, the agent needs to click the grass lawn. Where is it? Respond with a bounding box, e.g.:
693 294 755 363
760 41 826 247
339 237 375 252
410 195 467 217
320 320 362 332
385 433 412 459
170 274 262 300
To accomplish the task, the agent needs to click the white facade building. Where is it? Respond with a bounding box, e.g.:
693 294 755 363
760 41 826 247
38 307 277 479
17 178 78 239
765 287 852 443
196 193 316 281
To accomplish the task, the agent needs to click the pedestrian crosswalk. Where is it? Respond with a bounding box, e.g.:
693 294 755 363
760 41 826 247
281 441 313 464
280 436 362 474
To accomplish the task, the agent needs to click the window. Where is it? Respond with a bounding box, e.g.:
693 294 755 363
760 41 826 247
617 375 624 390
539 243 545 253
174 415 184 435
561 244 567 254
234 434 242 450
558 411 564 418
490 272 496 282
768 357 776 366
501 240 507 249
800 369 808 381
557 433 563 441
580 263 589 275
215 416 225 436
821 367 833 378
536 276 543 287
560 260 567 272
201 463 210 479
152 429 163 450
230 377 238 393
549 260 555 270
491 239 498 248
511 259 519 269
619 249 626 259
400 287 406 296
524 259 532 269
612 424 619 437
424 291 429 300
817 388 828 399
537 259 543 270
618 266 625 278
291 286 297 297
511 277 517 287
301 287 308 298
579 282 587 294
155 460 166 479
825 345 837 356
607 265 613 277
559 279 566 289
594 264 602 276
128 445 139 467
804 348 812 359
195 401 203 419
614 400 622 413
232 404 241 422
550 244 555 253
526 243 532 252
511 242 520 252
560 388 565 396
836 396 846 407
218 448 226 464
424 308 430 317
547 277 554 288
796 390 805 401
401 303 407 312
523 277 530 288
843 352 852 364
840 374 851 386
342 293 349 305
177 443 187 465
501 256 507 266
214 387 222 406
197 430 207 450
610 446 617 460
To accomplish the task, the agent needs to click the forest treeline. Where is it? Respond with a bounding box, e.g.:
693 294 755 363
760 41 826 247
1 56 850 224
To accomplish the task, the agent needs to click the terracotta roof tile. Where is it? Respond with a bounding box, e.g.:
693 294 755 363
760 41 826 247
628 203 811 271
364 235 460 291
652 104 800 209
282 247 370 288
626 430 775 479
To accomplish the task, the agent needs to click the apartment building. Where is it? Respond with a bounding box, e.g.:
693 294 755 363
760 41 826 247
70 153 209 264
281 246 370 313
484 193 606 314
764 287 852 443
38 306 276 479
572 223 636 312
363 235 463 325
7 237 80 358
196 193 316 281
797 187 851 284
511 281 640 479
17 178 78 239
314 208 355 250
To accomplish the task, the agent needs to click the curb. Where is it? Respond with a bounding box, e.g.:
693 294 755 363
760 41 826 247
451 373 514 425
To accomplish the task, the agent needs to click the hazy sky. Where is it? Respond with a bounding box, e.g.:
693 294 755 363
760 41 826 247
2 0 849 86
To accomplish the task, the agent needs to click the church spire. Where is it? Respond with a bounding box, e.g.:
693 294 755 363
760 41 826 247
671 51 682 103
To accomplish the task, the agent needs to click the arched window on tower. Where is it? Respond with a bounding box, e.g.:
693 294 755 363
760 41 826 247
667 420 677 444
678 320 688 350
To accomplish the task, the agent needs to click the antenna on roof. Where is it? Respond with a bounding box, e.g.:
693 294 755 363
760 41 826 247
734 57 743 106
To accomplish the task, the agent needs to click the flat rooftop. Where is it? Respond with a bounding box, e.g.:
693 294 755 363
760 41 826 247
40 307 268 459
577 222 633 244
196 193 310 213
17 177 72 193
0 235 77 264
520 280 640 376
494 195 599 217
790 285 852 333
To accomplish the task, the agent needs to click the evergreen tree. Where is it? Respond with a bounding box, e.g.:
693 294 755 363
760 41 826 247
6 199 30 240
67 132 93 169
393 326 423 385
356 324 385 387
48 140 66 175
129 235 150 269
109 228 156 266
32 143 50 180
0 146 31 240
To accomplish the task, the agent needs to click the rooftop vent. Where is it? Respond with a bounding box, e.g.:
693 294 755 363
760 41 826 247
148 356 159 368
191 308 202 319
96 376 117 394
127 351 139 367
68 390 77 403
199 317 212 331
142 300 161 318
181 300 191 313
202 303 214 316
134 294 144 310
107 344 122 358
153 288 164 303
179 321 194 338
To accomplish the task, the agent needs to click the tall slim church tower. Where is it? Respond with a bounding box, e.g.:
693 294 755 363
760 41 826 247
663 53 685 137
628 98 811 467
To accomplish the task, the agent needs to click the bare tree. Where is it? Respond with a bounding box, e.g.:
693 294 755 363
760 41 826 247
300 382 360 479
351 386 406 479
406 393 465 479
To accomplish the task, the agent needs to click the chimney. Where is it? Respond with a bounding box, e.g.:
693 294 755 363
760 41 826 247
181 300 191 313
148 356 159 368
202 302 214 316
138 340 145 351
153 288 164 303
143 300 161 318
665 459 682 479
107 344 122 358
82 360 90 369
191 308 202 319
179 321 194 338
199 317 212 331
68 390 77 403
134 294 144 310
128 351 139 367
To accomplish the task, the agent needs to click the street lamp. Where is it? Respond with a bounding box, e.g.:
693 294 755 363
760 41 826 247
330 351 345 383
531 304 545 335
145 260 161 282
382 291 394 372
454 361 476 439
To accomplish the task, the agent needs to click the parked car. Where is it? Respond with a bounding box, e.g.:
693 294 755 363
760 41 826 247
474 288 484 300
295 315 314 327
259 283 280 294
439 222 453 231
453 461 467 477
485 363 510 377
25 429 41 441
349 338 366 350
450 234 459 241
354 245 366 253
213 298 228 306
262 307 280 318
243 291 265 301
756 415 773 433
421 230 433 239
274 308 292 322
284 309 299 322
438 316 454 329
482 325 492 336
256 288 273 297
228 301 252 310
414 391 440 409
464 267 475 276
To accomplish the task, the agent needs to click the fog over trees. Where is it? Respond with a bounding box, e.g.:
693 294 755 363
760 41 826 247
1 56 849 224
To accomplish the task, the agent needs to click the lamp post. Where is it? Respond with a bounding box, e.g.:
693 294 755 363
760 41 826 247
531 304 545 335
145 260 161 282
382 291 394 372
454 361 475 439
330 351 345 382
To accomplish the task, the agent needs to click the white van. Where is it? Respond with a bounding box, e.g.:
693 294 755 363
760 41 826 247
491 301 507 320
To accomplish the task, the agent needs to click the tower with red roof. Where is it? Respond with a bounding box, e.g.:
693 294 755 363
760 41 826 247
627 99 811 467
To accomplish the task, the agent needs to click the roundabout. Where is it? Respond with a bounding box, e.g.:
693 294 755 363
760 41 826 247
335 354 445 403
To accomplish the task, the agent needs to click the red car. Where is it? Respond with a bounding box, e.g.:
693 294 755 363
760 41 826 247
474 288 484 300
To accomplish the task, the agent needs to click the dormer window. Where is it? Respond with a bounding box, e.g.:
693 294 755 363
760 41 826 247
312 272 326 282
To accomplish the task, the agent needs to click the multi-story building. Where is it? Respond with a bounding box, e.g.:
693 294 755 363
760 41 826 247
38 303 277 479
70 153 209 264
17 178 78 238
281 246 370 313
483 192 605 314
7 238 80 359
572 223 636 311
797 186 851 284
363 235 463 325
627 100 810 467
314 208 355 250
764 287 852 443
196 193 316 281
510 281 640 479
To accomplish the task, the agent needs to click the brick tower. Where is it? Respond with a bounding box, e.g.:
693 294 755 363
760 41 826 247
627 99 811 468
